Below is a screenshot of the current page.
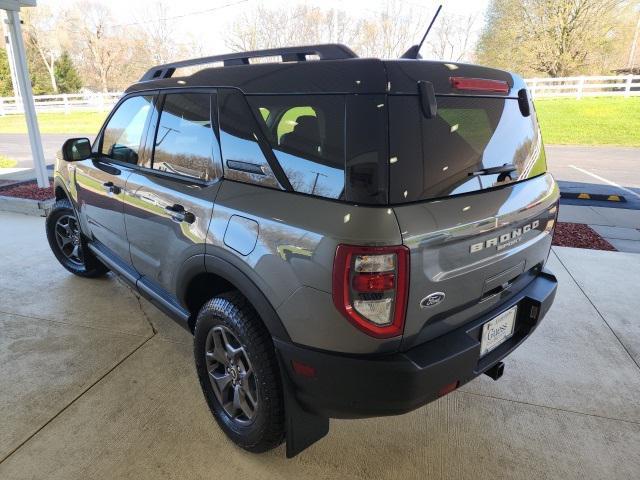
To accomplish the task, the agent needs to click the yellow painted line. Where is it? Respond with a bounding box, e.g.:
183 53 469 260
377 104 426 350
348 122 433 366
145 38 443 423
577 193 590 199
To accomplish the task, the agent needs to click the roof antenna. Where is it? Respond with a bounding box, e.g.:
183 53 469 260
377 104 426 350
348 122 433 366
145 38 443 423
400 4 442 59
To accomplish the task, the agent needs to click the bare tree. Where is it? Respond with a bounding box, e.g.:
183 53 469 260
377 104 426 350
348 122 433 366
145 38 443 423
225 1 424 59
353 1 426 59
137 1 187 64
22 5 62 93
65 1 150 92
423 13 478 62
225 5 359 53
65 2 117 92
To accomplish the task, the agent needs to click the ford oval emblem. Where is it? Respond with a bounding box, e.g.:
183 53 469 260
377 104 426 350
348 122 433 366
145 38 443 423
420 292 445 308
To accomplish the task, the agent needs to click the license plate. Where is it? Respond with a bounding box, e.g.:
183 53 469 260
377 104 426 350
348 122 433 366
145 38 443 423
480 306 517 357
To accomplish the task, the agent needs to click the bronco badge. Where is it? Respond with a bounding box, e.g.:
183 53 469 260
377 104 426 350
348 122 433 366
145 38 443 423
470 220 540 253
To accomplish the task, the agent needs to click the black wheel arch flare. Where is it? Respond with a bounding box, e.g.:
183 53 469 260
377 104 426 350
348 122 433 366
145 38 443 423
176 253 291 343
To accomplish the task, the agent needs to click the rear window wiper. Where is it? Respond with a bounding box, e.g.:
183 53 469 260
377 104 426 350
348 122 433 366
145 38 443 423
468 163 517 177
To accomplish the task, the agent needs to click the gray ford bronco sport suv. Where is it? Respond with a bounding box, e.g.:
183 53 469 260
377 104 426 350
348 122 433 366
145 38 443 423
46 44 558 457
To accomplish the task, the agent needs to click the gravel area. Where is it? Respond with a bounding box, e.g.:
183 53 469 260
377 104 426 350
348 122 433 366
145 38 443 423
0 181 54 201
552 222 616 251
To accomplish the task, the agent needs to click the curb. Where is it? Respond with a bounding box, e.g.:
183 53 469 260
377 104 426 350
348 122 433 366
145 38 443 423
560 192 626 203
0 195 54 217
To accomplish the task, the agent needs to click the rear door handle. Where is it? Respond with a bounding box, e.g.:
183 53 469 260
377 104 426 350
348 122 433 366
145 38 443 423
165 204 195 224
102 181 121 194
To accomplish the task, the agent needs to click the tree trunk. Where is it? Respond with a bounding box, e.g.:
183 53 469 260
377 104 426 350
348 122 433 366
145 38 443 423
48 54 58 94
36 44 58 94
100 70 108 93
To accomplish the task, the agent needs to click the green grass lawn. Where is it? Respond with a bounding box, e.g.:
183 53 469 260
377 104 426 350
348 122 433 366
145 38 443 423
0 111 108 134
534 97 640 146
0 154 17 168
0 97 638 146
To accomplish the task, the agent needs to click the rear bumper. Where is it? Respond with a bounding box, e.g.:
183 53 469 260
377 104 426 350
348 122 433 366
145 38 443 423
275 268 557 419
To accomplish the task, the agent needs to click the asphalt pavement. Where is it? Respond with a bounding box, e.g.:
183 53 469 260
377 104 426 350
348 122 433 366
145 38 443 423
0 133 89 169
545 145 640 210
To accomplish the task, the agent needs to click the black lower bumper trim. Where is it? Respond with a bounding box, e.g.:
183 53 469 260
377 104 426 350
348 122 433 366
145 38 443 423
275 269 557 419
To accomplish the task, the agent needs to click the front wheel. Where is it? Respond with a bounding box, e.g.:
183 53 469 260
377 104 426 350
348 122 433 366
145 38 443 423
45 199 109 278
194 292 285 453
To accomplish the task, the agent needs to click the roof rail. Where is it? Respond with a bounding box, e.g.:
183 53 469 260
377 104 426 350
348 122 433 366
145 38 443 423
139 44 358 82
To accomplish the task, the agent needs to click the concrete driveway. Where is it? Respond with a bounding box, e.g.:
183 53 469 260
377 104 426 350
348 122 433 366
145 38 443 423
1 211 639 479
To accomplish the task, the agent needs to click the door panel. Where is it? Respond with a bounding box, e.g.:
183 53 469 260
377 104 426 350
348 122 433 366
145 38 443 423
76 94 155 263
125 173 220 293
124 92 222 296
75 159 132 261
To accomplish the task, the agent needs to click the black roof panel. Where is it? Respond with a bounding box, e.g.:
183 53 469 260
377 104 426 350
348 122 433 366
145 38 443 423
125 53 522 97
126 58 388 95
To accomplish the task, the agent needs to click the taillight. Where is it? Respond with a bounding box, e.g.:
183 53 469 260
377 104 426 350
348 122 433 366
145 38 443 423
332 245 410 338
450 76 510 93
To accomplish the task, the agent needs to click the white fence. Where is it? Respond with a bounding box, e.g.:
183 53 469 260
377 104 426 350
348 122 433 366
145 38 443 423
0 92 121 115
0 75 639 114
526 74 640 99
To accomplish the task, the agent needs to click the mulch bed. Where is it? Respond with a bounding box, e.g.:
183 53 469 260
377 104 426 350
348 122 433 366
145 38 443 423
552 222 616 251
0 181 54 201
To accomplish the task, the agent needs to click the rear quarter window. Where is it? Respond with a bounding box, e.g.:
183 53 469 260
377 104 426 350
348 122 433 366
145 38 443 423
247 95 346 200
217 89 282 189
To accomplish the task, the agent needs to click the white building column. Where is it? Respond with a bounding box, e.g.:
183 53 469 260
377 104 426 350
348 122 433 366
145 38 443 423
3 3 48 188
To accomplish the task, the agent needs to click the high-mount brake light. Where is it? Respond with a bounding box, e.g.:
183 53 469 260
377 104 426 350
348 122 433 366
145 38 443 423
332 245 410 339
450 77 510 93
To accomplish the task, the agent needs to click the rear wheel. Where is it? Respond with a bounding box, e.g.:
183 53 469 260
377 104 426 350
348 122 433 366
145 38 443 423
45 199 109 278
194 292 285 453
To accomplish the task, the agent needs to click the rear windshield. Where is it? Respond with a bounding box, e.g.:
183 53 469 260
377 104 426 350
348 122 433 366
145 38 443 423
388 95 546 204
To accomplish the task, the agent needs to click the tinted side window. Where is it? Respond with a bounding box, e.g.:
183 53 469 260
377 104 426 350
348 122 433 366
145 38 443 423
247 95 345 200
218 89 281 189
152 93 219 181
101 95 153 164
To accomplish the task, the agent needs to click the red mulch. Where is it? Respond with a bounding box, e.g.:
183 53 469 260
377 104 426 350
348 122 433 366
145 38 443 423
552 222 616 251
0 181 54 201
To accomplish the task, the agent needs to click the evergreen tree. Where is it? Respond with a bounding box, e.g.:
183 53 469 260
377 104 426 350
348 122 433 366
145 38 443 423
54 51 82 93
25 40 53 95
0 48 15 97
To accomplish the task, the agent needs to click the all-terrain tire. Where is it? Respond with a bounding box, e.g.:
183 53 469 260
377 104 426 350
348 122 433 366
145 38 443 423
45 198 109 278
194 292 285 453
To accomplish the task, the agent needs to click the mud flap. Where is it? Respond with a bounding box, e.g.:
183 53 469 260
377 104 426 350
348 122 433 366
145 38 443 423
277 357 330 458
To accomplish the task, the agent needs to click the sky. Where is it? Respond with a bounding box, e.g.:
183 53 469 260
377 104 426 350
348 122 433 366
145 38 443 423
43 0 491 57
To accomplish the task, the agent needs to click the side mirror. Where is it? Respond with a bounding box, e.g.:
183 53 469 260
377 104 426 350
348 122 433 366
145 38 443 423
61 137 92 162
